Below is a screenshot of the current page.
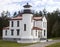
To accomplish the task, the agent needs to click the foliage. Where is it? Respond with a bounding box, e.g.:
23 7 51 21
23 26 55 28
0 11 10 38
13 12 17 17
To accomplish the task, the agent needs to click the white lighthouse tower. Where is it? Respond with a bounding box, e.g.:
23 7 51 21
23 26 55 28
19 3 34 43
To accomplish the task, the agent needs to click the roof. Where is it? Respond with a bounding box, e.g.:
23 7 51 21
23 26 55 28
32 27 42 30
9 16 22 20
23 3 32 8
33 17 42 21
9 15 43 21
3 27 9 30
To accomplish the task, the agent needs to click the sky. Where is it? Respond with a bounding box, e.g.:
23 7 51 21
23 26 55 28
0 0 60 14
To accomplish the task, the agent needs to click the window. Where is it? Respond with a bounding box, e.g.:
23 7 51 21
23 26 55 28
11 21 13 27
44 30 45 36
36 30 37 36
34 21 35 26
31 17 33 22
31 30 33 35
43 22 46 28
17 29 20 36
5 30 7 36
17 21 19 27
24 24 26 31
11 29 14 35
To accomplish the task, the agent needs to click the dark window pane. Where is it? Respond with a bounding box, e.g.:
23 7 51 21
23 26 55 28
44 30 45 36
5 30 7 36
17 29 20 36
24 24 26 31
36 30 37 36
11 29 14 35
11 21 13 27
17 21 19 27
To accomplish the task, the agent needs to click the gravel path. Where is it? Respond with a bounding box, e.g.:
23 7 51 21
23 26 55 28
23 40 60 47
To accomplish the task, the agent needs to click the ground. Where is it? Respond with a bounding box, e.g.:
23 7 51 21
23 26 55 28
0 40 34 47
24 40 60 47
46 42 60 47
0 39 60 47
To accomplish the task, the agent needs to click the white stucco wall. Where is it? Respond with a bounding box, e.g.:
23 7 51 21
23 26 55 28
3 29 21 38
21 14 33 39
42 16 47 38
3 14 34 39
35 21 42 28
3 20 23 38
32 30 38 38
32 16 47 39
3 15 47 42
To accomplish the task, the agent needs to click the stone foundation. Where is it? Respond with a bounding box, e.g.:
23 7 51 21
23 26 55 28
3 38 47 43
3 38 21 41
40 38 47 40
3 38 39 43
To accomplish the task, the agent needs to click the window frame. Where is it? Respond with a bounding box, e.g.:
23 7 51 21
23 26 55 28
44 30 45 36
5 30 7 36
17 29 20 36
43 22 46 28
11 29 14 36
31 30 33 35
24 24 26 31
11 21 13 27
17 21 19 27
36 30 37 36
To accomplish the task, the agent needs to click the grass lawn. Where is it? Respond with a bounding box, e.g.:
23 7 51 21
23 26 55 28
46 42 60 47
0 40 34 47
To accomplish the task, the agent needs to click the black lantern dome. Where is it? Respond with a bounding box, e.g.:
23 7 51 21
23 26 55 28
22 3 33 14
23 3 32 8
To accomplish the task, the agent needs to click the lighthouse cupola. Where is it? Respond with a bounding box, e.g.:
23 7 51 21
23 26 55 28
23 3 33 14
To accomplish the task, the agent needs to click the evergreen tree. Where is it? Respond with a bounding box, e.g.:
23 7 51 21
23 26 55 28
18 11 20 14
13 12 17 17
43 8 47 16
0 11 9 38
6 11 10 17
39 11 42 16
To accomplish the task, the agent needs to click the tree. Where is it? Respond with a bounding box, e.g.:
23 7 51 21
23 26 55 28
6 11 10 17
13 12 17 17
47 9 60 38
0 11 10 39
39 11 43 16
34 11 39 17
43 8 47 16
1 11 5 17
52 19 60 37
18 11 20 14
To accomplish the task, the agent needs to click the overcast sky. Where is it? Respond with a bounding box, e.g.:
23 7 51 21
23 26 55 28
0 0 60 14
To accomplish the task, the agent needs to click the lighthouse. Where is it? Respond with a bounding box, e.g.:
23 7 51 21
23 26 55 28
3 3 47 43
20 3 34 43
